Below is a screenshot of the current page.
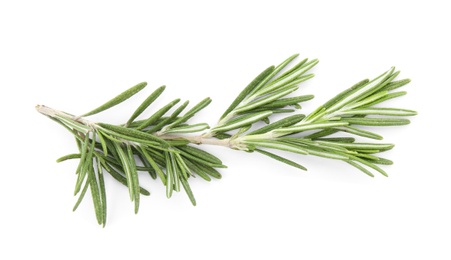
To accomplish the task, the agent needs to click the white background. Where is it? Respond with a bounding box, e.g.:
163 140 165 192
1 1 450 259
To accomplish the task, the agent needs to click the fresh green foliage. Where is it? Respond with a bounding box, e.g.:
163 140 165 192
36 54 415 226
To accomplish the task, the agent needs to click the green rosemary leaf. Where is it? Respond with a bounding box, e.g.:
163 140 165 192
98 129 123 143
126 144 140 213
184 160 211 181
147 100 189 132
125 85 166 127
213 111 273 133
382 79 411 91
301 145 349 160
259 95 314 109
283 138 349 154
138 147 166 185
164 97 212 131
262 117 270 124
72 178 90 211
357 70 400 102
248 54 299 97
303 106 326 122
305 129 340 139
235 85 299 113
180 178 196 206
336 126 383 140
361 91 407 108
88 165 103 225
274 57 308 82
193 163 222 179
342 117 410 126
141 147 166 166
56 153 81 163
99 123 168 147
179 149 225 168
75 134 96 195
82 82 147 117
163 123 210 134
316 137 355 143
326 68 394 112
255 149 307 171
355 153 380 161
368 157 393 165
340 108 417 116
113 142 135 201
97 131 108 156
170 153 181 192
165 151 174 198
346 160 375 177
136 98 180 130
96 157 107 226
316 141 394 151
127 116 177 128
273 121 348 136
102 162 150 196
177 145 223 165
349 155 388 177
255 59 318 97
133 148 156 179
321 79 370 111
174 153 190 179
220 66 275 120
343 90 390 110
244 140 309 155
248 114 305 135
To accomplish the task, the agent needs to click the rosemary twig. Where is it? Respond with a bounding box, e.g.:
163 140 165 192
36 54 415 226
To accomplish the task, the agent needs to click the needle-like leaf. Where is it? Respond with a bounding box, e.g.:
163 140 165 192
82 82 147 117
126 85 166 127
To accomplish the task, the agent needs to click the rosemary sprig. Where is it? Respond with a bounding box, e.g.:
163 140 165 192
36 54 415 226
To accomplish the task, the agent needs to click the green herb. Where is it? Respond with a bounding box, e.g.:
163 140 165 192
36 54 416 226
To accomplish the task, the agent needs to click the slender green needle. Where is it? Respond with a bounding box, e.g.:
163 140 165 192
147 100 189 132
56 153 81 163
88 165 103 225
177 145 223 165
180 178 196 206
113 142 135 201
248 114 305 135
126 85 166 126
164 97 212 131
220 66 275 120
102 162 150 195
234 85 299 113
346 161 375 177
184 160 211 181
126 144 140 213
82 82 147 117
96 157 107 226
336 126 383 140
136 99 181 130
342 117 410 126
73 178 90 211
96 130 109 156
165 152 174 198
213 111 273 133
99 123 168 146
382 79 411 91
247 54 299 97
255 149 307 171
163 123 210 134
